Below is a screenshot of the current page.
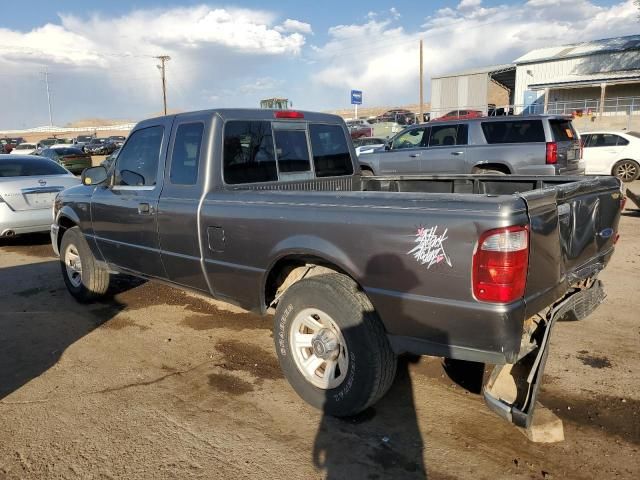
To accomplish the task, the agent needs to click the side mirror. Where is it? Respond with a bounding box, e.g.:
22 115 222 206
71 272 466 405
81 166 108 186
384 141 391 151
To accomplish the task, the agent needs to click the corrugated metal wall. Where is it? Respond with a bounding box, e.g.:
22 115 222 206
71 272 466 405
430 73 488 113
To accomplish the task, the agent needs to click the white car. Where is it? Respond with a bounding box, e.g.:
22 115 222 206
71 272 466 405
0 155 80 237
9 143 37 155
581 131 640 182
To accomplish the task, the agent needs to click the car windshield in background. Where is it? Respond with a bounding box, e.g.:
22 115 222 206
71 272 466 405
481 120 545 144
54 148 85 156
77 136 93 142
40 139 57 146
354 137 385 147
0 158 68 177
549 119 577 142
15 144 35 150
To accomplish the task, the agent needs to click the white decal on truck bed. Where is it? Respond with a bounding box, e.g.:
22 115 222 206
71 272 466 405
408 226 452 269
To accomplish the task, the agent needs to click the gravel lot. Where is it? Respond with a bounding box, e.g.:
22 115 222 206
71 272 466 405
0 194 638 479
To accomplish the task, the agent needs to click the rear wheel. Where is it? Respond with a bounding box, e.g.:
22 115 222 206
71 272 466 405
274 273 397 417
60 226 110 302
612 159 639 182
473 167 507 175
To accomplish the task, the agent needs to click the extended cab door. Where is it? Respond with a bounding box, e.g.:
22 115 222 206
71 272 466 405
378 126 428 174
157 114 210 292
90 118 171 278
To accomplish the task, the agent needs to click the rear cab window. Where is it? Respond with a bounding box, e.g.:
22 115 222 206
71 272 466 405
481 120 545 144
223 120 353 185
170 123 204 185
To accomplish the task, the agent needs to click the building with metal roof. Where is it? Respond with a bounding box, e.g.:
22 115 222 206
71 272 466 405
513 34 640 115
430 64 516 118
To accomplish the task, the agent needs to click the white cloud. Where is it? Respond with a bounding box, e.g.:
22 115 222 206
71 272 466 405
310 0 638 108
276 19 313 34
458 0 482 10
237 77 283 95
389 7 401 20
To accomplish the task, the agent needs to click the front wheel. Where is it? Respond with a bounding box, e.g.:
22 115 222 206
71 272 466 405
60 226 110 302
612 159 640 183
273 273 397 417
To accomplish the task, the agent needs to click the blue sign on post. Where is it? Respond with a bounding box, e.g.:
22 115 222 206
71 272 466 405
351 90 363 105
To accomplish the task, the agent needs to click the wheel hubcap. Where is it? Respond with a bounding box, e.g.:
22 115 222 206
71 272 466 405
289 308 349 390
64 244 82 288
616 162 637 181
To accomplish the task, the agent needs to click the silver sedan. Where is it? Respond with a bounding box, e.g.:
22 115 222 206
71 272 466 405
0 155 80 238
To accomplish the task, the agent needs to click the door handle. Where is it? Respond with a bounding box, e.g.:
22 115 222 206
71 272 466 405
450 151 464 156
409 153 421 158
138 203 152 215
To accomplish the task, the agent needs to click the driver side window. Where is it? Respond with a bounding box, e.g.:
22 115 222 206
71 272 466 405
115 126 164 187
392 127 427 150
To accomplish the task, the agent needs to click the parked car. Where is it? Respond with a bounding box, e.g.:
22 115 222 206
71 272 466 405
51 108 622 430
377 109 416 125
84 138 118 155
1 137 26 153
73 134 95 150
9 143 37 155
38 147 92 174
359 115 584 176
106 135 126 147
580 131 640 182
37 138 58 151
50 138 74 149
0 155 79 237
434 109 483 121
352 136 386 156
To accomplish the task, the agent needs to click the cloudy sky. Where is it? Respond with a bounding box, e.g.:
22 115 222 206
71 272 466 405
0 0 637 129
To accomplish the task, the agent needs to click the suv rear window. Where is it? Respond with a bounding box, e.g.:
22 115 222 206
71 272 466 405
309 124 353 177
481 120 545 144
549 119 576 142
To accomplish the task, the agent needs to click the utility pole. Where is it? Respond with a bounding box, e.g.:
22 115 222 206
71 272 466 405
43 67 53 127
155 55 171 115
419 39 424 122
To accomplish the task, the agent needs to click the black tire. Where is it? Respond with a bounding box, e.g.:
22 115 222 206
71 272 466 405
60 226 110 302
360 169 374 177
273 273 397 417
612 159 640 183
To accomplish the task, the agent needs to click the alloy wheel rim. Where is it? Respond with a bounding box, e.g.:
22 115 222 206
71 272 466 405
289 308 349 390
616 162 637 181
64 244 83 288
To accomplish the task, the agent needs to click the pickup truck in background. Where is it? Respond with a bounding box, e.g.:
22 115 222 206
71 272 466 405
51 109 623 430
359 115 584 177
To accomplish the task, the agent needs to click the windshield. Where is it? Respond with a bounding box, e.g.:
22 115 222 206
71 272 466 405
0 158 68 177
53 148 85 155
77 136 93 142
40 139 57 146
16 144 35 150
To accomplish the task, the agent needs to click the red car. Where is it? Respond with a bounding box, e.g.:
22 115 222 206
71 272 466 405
433 110 483 121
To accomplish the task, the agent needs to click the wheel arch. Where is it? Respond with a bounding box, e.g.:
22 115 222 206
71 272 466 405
472 162 511 174
262 243 363 313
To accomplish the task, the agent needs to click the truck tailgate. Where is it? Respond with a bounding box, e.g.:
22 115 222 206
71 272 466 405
521 176 622 307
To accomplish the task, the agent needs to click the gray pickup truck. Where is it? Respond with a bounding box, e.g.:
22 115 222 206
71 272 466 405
51 109 623 430
359 115 585 177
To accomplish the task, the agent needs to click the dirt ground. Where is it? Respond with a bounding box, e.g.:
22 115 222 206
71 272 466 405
0 199 639 479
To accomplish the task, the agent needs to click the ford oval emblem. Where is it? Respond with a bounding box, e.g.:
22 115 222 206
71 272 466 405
38 179 47 186
599 228 614 239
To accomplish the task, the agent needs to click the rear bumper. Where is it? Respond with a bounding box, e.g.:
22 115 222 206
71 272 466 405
0 203 52 236
513 164 585 176
483 280 606 428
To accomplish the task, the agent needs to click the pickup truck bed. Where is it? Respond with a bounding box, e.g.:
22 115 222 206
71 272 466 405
51 109 623 431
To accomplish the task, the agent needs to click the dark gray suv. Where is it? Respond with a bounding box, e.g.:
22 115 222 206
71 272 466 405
359 115 584 176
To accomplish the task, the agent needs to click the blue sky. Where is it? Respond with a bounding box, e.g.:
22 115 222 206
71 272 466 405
0 0 637 129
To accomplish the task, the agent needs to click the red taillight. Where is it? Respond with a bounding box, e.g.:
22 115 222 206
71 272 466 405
546 142 557 164
274 110 304 119
473 226 529 303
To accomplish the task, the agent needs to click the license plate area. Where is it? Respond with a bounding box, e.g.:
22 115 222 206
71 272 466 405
25 191 57 208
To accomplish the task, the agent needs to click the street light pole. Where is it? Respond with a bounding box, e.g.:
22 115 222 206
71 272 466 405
43 67 53 127
419 39 424 122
